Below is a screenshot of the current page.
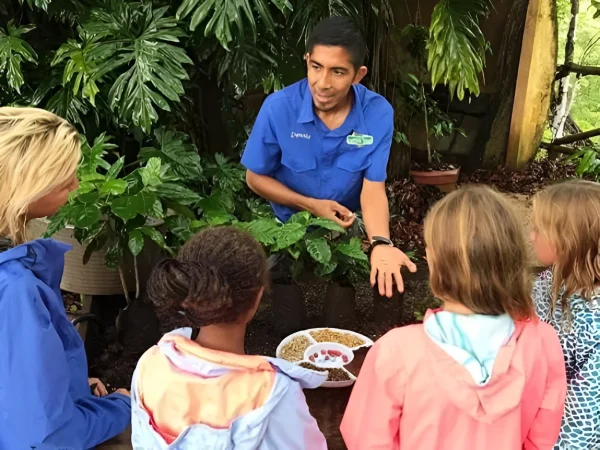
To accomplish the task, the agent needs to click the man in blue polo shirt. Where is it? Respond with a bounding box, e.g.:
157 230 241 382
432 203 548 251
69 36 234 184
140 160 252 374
242 17 416 298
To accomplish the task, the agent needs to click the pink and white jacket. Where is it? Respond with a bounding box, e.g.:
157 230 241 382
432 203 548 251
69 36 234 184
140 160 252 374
131 328 327 449
341 309 567 450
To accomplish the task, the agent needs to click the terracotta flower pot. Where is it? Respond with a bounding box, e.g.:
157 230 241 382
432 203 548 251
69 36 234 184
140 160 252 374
410 167 461 193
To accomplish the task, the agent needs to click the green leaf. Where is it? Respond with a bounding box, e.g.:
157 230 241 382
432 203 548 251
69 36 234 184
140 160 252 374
107 157 125 179
128 229 145 256
141 157 162 186
155 183 201 206
43 207 71 237
427 0 491 99
140 226 173 255
69 203 102 228
163 200 197 220
244 218 280 245
139 129 202 181
110 196 138 222
87 4 193 132
77 192 101 204
288 211 311 225
335 237 369 262
191 219 208 231
205 209 234 226
110 192 157 222
0 21 38 93
315 261 338 277
309 217 346 233
577 150 597 176
100 179 128 195
306 237 332 264
273 222 306 251
151 199 164 218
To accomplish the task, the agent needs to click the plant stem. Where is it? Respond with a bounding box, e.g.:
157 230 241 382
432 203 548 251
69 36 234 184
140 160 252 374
134 255 140 299
117 264 131 304
421 84 432 164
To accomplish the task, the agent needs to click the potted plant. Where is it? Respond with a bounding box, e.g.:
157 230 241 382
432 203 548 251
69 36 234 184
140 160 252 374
401 74 462 192
240 211 348 335
32 132 203 299
316 237 370 329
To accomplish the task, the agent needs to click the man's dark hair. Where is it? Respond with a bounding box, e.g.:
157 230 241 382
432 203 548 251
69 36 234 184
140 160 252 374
307 16 367 68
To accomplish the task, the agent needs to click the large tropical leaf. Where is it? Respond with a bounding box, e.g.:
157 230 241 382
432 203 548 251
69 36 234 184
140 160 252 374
289 0 361 45
81 3 193 132
51 29 113 106
177 0 291 49
23 0 52 10
427 0 492 100
0 21 37 93
138 128 203 181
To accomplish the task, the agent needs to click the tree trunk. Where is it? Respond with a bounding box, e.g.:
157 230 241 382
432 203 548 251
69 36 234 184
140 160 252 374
555 80 578 138
552 0 579 139
478 0 530 168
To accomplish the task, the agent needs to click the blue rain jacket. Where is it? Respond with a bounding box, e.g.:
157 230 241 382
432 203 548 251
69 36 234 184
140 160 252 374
0 239 131 450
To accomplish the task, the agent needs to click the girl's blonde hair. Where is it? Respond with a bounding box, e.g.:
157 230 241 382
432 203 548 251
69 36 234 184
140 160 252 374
424 185 534 321
0 107 80 244
531 180 600 317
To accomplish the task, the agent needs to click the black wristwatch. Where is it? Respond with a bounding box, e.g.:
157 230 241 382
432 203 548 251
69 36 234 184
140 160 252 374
370 236 393 251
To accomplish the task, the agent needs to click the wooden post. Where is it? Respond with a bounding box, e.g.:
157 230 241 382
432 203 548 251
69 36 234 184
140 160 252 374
506 0 557 169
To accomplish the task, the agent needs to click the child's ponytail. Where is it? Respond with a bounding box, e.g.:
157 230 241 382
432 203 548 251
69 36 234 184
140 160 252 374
147 226 268 326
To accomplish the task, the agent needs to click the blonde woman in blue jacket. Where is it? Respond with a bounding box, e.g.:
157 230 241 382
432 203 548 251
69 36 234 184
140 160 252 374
0 108 131 449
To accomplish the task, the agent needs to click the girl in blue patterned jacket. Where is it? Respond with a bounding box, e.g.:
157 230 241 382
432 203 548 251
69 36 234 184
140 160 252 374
531 180 600 450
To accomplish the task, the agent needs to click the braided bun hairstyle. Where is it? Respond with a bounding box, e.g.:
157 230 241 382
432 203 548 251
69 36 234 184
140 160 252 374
147 227 268 326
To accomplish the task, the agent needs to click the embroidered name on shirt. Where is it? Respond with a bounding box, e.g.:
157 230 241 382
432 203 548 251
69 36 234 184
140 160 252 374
291 132 311 140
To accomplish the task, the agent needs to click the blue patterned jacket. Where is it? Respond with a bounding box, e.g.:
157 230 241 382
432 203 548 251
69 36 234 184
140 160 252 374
534 270 600 450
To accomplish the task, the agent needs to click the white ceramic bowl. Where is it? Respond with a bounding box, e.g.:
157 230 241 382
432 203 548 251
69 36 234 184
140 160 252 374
304 342 354 369
276 327 374 388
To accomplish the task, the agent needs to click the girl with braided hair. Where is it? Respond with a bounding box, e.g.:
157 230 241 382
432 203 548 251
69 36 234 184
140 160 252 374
131 226 327 449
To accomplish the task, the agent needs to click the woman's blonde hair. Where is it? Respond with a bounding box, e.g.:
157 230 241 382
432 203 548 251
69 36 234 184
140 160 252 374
0 107 80 244
531 180 600 317
424 185 534 321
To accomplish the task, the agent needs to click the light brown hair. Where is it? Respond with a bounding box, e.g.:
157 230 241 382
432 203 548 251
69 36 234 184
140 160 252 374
0 107 80 244
424 185 534 320
147 227 268 327
531 180 600 318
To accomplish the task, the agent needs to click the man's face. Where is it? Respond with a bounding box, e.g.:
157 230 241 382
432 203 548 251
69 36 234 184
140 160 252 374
306 45 367 112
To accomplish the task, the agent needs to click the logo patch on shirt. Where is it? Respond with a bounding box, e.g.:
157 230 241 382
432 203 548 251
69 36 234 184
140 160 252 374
291 132 311 140
347 134 374 146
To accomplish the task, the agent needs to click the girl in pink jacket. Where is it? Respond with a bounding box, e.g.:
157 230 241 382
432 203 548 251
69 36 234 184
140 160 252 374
341 186 567 450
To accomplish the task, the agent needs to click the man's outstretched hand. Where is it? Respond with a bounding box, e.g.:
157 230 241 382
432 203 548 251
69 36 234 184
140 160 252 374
309 199 355 228
370 245 417 297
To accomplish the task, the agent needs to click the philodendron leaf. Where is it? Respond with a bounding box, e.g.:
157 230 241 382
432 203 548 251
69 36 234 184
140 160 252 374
140 157 162 187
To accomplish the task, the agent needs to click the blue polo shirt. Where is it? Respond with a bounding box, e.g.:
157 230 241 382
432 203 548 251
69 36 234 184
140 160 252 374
241 79 394 222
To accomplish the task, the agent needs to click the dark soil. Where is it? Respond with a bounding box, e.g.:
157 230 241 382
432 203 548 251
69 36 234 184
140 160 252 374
387 179 443 258
389 159 578 260
463 158 577 195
